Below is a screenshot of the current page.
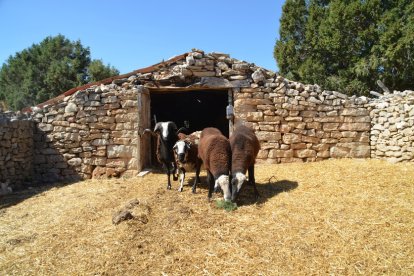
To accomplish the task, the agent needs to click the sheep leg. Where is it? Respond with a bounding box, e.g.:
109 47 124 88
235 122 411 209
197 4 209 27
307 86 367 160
207 170 214 201
192 161 201 194
248 165 259 199
195 159 201 185
172 162 178 181
166 162 172 190
178 167 186 192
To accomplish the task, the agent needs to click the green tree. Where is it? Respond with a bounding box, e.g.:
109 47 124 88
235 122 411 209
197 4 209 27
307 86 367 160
274 0 308 81
0 35 119 110
274 0 414 96
88 59 119 82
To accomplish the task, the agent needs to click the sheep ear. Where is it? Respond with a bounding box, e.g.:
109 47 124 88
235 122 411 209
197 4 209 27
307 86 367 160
186 141 192 149
154 122 162 132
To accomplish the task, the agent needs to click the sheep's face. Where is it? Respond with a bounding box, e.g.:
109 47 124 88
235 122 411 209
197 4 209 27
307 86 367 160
231 172 246 201
154 121 177 140
173 140 191 163
215 175 231 202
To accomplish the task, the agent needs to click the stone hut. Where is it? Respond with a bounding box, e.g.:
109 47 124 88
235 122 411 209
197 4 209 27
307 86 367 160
24 49 374 183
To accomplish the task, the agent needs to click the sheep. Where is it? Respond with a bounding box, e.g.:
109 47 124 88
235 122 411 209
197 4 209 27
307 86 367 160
154 121 179 190
173 131 202 192
229 125 261 201
196 127 232 201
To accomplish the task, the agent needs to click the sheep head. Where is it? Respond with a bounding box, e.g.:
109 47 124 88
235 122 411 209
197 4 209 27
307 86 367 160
154 121 177 140
215 175 231 202
231 172 246 201
173 140 191 163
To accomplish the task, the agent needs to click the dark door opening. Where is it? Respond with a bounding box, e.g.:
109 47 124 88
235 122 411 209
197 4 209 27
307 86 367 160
149 89 229 167
150 90 229 136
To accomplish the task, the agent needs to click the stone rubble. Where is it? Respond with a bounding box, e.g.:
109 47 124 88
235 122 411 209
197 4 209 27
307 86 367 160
368 90 414 163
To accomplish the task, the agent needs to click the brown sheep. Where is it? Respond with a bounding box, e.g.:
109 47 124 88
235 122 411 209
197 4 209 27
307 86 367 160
229 125 260 201
196 127 232 201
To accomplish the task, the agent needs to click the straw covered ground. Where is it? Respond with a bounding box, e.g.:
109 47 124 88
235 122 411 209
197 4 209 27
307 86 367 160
1 159 413 275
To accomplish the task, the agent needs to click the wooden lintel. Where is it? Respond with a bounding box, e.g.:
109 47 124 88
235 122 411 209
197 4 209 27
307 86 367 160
147 86 229 93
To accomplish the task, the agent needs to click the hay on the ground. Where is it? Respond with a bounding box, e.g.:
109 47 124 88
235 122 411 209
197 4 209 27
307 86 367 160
0 159 413 275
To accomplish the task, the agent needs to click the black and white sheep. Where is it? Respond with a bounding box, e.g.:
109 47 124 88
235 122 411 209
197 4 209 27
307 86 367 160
229 125 261 201
196 127 232 201
154 121 179 189
173 131 201 192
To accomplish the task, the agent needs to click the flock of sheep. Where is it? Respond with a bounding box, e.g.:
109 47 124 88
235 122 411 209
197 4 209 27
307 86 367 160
152 122 260 203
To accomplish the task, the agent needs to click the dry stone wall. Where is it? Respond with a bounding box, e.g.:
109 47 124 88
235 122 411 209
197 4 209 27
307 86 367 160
31 84 139 182
0 112 33 189
1 49 412 189
234 79 371 163
369 90 414 163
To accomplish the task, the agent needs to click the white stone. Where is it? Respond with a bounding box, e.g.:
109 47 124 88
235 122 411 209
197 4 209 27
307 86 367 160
65 102 78 113
68 158 82 166
107 145 136 158
252 69 266 83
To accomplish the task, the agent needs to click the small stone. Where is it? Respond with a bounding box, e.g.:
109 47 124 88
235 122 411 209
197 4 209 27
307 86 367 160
65 102 78 113
67 158 82 167
112 210 133 225
217 62 229 71
252 69 266 84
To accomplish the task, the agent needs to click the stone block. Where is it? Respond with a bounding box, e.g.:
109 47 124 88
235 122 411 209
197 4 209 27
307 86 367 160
330 146 350 158
106 158 128 168
295 149 316 158
269 149 293 158
107 145 137 158
92 166 107 179
339 123 370 131
340 108 369 116
246 112 263 122
282 133 301 144
302 135 320 144
68 158 82 167
290 143 307 150
323 123 340 131
256 131 281 142
257 150 269 159
90 157 107 166
349 144 370 158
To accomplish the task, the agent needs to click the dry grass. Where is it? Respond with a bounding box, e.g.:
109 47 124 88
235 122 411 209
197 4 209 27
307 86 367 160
1 159 413 275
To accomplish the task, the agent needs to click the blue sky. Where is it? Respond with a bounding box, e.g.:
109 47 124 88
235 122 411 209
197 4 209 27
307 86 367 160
0 0 284 74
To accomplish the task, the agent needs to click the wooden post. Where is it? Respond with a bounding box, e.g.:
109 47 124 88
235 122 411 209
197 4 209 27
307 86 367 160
228 89 234 136
136 85 150 172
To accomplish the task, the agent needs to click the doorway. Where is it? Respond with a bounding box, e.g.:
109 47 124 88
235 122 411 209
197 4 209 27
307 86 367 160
150 90 229 136
148 89 229 167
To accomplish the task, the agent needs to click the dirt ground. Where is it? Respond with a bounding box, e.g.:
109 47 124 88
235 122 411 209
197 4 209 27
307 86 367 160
1 159 413 275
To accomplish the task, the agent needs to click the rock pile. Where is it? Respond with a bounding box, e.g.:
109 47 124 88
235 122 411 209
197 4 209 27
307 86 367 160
369 90 414 163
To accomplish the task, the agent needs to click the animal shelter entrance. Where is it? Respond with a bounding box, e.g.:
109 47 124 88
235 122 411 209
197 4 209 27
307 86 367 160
150 89 229 136
148 89 230 167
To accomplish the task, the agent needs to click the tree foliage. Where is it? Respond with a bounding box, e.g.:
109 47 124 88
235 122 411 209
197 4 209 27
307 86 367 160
88 59 119 83
0 35 119 110
274 0 414 96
